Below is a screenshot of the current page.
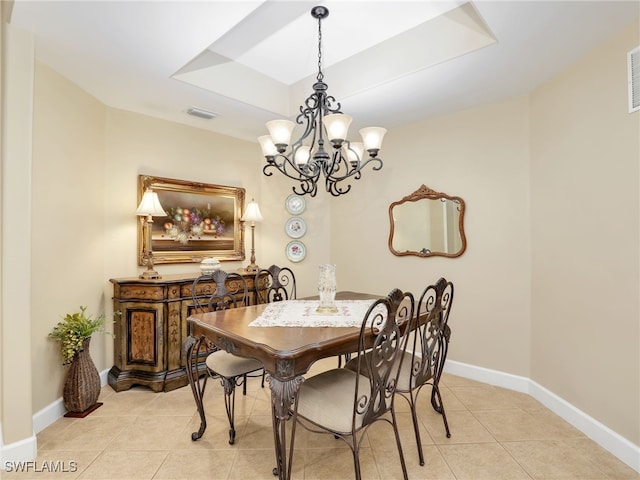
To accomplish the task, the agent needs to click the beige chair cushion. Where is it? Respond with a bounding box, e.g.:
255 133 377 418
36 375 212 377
297 368 371 433
206 350 262 377
345 351 432 392
395 351 433 391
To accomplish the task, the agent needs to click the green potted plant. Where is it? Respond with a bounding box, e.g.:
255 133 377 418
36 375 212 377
49 306 109 364
49 306 112 415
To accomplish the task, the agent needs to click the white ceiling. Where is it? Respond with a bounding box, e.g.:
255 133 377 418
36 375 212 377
9 1 640 144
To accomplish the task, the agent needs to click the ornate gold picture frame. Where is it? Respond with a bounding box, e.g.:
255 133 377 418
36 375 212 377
137 175 245 265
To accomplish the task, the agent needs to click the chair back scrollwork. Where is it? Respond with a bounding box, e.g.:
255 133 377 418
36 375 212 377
192 270 250 313
255 264 297 303
411 277 454 391
353 288 415 428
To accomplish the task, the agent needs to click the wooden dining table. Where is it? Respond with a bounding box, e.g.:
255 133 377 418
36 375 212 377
186 291 380 480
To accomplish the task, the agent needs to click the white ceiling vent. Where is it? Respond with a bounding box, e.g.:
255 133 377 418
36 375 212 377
187 107 217 120
628 46 640 113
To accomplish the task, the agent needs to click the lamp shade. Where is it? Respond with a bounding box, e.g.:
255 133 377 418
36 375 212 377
359 127 387 151
136 189 167 217
323 113 352 143
294 145 311 165
266 119 295 147
258 135 278 157
241 199 263 223
343 142 364 164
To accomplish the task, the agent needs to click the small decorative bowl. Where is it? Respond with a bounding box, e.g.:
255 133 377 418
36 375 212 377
200 257 221 273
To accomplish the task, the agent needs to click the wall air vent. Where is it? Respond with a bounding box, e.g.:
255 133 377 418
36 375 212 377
187 107 217 120
628 46 640 113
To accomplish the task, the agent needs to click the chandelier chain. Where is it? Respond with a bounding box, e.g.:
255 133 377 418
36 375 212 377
316 14 323 82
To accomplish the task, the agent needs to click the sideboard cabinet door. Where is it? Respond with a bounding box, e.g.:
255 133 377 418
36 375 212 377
110 301 165 392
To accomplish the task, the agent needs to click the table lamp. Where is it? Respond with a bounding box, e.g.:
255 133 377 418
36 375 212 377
241 199 263 273
136 189 167 279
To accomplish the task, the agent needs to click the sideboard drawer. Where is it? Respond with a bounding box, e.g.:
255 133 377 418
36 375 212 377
117 285 165 301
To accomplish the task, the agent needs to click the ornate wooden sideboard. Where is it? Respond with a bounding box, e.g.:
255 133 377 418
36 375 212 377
109 271 264 392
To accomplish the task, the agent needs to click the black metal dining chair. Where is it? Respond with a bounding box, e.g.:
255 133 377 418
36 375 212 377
344 277 454 466
184 269 264 444
396 277 454 464
289 288 415 480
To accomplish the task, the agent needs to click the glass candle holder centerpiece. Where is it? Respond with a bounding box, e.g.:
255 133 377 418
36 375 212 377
317 264 338 314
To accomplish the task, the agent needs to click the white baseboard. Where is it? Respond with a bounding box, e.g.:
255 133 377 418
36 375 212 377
32 397 66 435
444 360 640 473
445 359 531 392
1 368 110 470
0 431 37 469
32 369 110 434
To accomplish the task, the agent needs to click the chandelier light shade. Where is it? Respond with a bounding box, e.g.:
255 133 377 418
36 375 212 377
136 189 167 279
259 5 386 197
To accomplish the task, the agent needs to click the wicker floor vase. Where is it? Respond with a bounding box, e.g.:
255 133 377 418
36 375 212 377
63 337 100 413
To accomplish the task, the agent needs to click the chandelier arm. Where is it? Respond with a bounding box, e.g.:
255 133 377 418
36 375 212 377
326 176 352 197
356 156 384 172
325 149 347 177
288 153 320 177
295 179 318 197
263 154 321 181
321 152 385 196
263 162 318 197
325 155 384 183
324 95 341 113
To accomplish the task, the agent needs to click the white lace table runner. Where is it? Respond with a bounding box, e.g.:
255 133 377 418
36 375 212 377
248 299 382 327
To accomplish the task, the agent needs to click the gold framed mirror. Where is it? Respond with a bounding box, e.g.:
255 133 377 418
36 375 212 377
388 184 466 258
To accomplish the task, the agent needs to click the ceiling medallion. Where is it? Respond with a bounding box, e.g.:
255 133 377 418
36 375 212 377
258 5 386 197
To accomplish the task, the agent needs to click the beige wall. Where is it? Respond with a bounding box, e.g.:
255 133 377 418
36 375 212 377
1 0 6 444
103 108 261 280
2 22 35 445
0 14 637 466
530 22 639 444
30 63 107 413
331 96 533 376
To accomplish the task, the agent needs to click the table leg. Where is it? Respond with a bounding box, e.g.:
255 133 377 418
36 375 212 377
268 375 304 480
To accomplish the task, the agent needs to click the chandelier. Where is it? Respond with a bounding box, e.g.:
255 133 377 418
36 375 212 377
258 5 386 197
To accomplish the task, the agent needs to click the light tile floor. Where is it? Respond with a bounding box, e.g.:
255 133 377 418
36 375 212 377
2 357 638 480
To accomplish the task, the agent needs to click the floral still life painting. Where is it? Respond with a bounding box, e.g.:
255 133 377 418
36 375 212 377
163 206 226 244
138 175 246 264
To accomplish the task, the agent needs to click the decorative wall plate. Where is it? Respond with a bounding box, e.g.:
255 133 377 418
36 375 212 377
285 194 306 215
285 240 306 263
285 216 307 239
